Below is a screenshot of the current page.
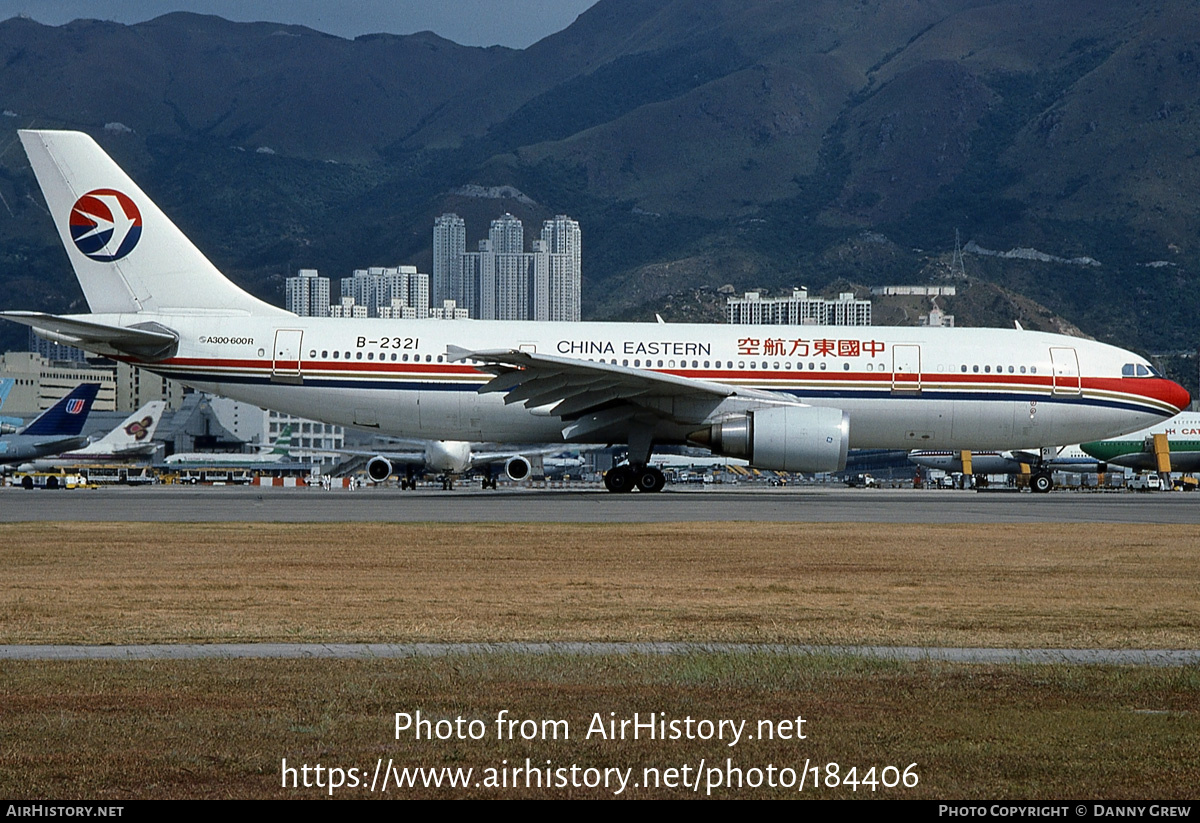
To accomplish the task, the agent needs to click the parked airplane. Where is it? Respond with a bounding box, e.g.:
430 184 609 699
908 446 1102 492
2 130 1191 493
0 383 100 464
20 400 166 470
340 439 578 489
1080 412 1200 473
164 425 293 466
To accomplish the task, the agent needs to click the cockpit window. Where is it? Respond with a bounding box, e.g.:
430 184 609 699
1123 363 1163 378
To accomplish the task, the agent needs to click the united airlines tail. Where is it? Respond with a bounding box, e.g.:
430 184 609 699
17 130 287 317
20 383 100 437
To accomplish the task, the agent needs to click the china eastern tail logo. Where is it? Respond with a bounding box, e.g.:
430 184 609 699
69 189 142 262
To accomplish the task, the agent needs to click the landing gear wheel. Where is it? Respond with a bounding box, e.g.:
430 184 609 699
604 465 635 493
635 466 666 493
1030 472 1053 494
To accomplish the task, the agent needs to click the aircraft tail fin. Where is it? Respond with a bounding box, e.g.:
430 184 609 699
86 401 167 455
21 383 100 437
270 425 293 455
18 130 288 317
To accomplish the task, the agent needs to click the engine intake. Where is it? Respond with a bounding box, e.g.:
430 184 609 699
505 455 532 481
690 405 849 472
366 456 393 483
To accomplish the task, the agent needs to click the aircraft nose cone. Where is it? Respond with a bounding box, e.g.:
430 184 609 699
1164 379 1192 412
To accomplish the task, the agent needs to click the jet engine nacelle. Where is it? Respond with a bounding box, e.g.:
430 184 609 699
504 455 532 481
692 405 849 472
366 456 393 483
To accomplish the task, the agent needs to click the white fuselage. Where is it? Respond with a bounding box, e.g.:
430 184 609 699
89 314 1186 454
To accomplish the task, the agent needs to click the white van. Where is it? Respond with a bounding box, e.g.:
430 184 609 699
1127 473 1162 492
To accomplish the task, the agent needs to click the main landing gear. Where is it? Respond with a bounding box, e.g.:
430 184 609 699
1029 472 1053 494
603 464 666 493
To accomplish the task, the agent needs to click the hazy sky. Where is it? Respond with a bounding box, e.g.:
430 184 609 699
0 0 600 48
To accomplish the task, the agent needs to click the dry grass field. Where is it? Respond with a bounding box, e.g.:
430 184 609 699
2 522 1198 647
3 521 1198 799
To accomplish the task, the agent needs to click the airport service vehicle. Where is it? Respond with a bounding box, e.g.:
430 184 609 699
1 131 1190 494
12 471 90 490
1126 473 1162 492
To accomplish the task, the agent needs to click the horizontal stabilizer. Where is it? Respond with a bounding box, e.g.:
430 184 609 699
0 311 178 361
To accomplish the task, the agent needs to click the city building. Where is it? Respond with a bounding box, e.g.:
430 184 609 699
28 329 88 364
433 213 467 308
437 212 581 321
541 215 582 322
337 266 431 318
285 269 330 317
870 285 957 297
114 360 186 412
0 351 117 415
428 299 470 320
919 305 955 327
726 289 872 326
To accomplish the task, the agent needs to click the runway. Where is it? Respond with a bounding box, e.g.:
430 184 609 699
2 642 1198 665
1 484 1196 523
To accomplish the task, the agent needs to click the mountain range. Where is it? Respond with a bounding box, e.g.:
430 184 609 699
0 0 1196 388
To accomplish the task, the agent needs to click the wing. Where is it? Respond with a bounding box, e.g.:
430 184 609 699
324 448 427 466
446 345 791 444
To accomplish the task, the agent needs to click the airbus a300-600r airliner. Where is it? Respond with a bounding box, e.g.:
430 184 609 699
2 131 1190 493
